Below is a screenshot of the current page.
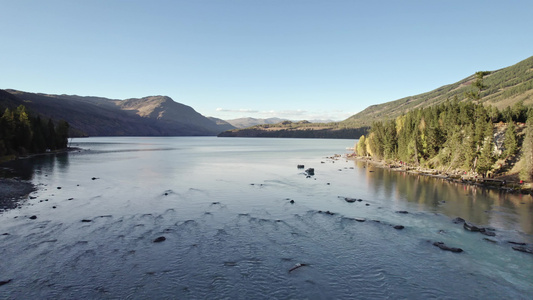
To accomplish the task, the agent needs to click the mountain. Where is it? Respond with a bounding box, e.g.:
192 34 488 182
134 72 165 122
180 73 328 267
218 55 533 139
207 117 236 131
1 90 230 136
225 117 288 129
342 55 533 128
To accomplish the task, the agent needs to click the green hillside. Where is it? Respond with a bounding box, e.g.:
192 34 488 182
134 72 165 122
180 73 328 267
342 55 533 128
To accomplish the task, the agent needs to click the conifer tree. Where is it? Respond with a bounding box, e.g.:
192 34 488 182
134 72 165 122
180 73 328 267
503 121 518 158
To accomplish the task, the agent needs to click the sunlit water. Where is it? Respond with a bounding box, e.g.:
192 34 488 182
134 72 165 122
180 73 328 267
1 137 532 299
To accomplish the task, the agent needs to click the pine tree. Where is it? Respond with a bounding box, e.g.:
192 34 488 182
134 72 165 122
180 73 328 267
503 121 518 158
520 110 533 181
356 135 367 156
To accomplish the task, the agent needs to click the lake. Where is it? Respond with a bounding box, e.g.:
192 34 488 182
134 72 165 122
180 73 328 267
1 137 532 299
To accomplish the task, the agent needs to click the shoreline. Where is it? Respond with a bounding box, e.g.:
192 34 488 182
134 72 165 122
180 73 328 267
347 155 533 194
0 147 81 210
0 178 35 211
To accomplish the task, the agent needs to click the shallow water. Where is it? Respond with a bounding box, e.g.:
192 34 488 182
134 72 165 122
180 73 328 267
1 137 532 299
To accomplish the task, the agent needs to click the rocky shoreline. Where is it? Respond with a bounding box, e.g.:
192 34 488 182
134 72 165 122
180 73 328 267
0 178 35 211
347 155 532 194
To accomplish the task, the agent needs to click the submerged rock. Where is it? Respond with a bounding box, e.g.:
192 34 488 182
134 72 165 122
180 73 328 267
153 236 166 243
393 225 405 230
463 222 482 232
29 215 37 220
481 230 496 237
512 246 533 254
452 217 465 224
433 241 463 253
297 165 305 169
355 218 366 222
81 219 92 223
0 279 12 286
288 263 308 273
344 197 357 203
317 210 335 216
508 241 527 246
396 211 409 214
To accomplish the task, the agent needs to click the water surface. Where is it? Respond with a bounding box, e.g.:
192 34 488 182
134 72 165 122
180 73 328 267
1 137 532 299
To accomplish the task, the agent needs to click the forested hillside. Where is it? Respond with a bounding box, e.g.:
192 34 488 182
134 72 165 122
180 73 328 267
220 55 533 138
1 90 231 136
218 120 369 139
0 104 69 160
356 100 533 181
343 55 533 128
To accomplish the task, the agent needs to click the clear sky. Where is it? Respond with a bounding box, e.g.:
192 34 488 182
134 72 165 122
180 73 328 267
1 1 532 121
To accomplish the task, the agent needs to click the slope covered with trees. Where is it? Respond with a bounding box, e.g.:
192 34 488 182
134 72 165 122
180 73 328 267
356 100 533 181
343 55 533 128
0 104 69 160
1 90 233 137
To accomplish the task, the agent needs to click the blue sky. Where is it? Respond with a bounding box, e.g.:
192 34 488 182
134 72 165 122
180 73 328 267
1 1 532 121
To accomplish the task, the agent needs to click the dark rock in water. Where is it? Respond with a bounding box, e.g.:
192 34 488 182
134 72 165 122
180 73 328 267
355 218 366 222
29 215 37 220
508 241 527 246
297 165 305 169
365 203 370 206
68 198 74 200
393 225 405 230
305 168 315 176
52 206 56 209
81 219 92 222
91 177 99 180
452 217 465 224
289 263 308 273
433 241 463 253
1 233 9 236
396 211 409 214
463 222 482 232
483 238 497 243
344 197 357 203
0 279 12 286
164 193 168 196
153 236 166 243
57 187 61 190
512 246 533 254
481 230 496 237
289 200 295 204
357 199 363 202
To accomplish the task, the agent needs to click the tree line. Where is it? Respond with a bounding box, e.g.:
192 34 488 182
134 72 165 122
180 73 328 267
0 105 69 158
356 99 533 181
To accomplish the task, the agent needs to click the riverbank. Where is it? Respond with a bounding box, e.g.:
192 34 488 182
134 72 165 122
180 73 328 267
347 154 533 194
0 178 35 211
0 147 81 164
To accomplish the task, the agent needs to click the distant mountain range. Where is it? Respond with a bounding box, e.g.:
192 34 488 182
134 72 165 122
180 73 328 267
220 55 533 138
0 90 233 136
2 55 532 138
